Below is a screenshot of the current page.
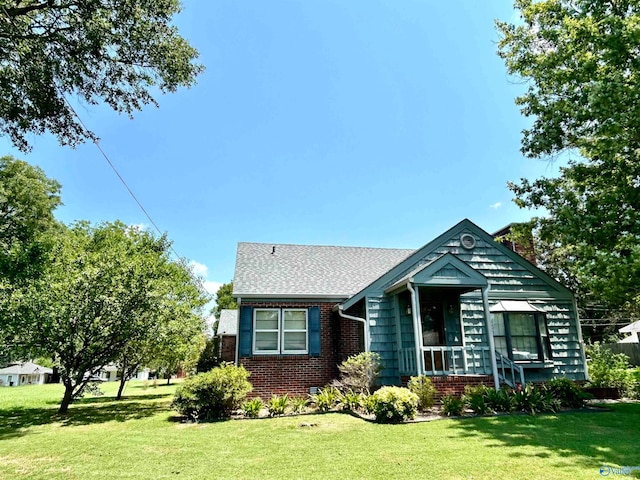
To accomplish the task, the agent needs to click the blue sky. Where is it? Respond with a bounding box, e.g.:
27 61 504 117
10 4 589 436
1 1 563 305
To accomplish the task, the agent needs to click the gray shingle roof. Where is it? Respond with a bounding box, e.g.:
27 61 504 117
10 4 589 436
0 362 53 375
217 309 238 335
233 242 414 297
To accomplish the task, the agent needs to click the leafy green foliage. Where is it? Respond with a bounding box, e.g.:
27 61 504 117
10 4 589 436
340 390 364 412
407 375 437 411
213 282 237 318
335 352 381 395
497 1 640 314
290 396 308 414
171 363 252 421
546 377 591 408
485 387 515 413
587 343 633 393
0 1 203 152
21 221 208 413
512 385 559 415
196 336 222 373
242 397 264 418
441 394 465 417
464 384 491 415
311 387 342 412
267 394 289 417
369 386 418 423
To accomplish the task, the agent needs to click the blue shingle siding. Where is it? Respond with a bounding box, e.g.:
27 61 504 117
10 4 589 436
367 296 400 385
367 226 585 383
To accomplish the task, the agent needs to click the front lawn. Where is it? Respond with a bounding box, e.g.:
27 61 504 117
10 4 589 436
0 382 638 479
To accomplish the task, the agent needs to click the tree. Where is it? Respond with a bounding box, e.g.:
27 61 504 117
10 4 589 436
22 221 208 413
196 336 221 373
0 155 61 362
0 155 61 282
0 1 204 152
497 0 640 313
214 282 237 318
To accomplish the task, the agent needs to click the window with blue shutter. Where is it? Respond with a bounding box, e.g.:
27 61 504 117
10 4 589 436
239 305 253 357
308 306 321 357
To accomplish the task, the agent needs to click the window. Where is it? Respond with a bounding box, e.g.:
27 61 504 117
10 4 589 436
492 311 552 362
253 308 308 354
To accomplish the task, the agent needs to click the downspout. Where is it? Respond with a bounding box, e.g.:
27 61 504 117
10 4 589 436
337 305 369 352
407 282 423 376
481 287 500 390
234 297 241 365
573 297 589 381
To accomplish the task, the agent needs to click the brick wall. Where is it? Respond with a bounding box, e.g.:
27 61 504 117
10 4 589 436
401 375 494 400
238 301 342 398
220 335 236 363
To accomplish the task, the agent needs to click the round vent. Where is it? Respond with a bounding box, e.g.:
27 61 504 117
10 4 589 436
460 233 476 250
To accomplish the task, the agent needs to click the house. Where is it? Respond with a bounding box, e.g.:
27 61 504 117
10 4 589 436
217 309 238 363
231 219 588 398
0 362 53 387
95 364 151 382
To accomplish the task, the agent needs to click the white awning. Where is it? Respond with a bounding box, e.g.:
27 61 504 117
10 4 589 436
489 300 545 313
619 320 640 333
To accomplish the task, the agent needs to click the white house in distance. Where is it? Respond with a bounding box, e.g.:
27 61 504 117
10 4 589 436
0 362 53 387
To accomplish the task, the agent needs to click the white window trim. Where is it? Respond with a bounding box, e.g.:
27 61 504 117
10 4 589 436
281 308 309 354
252 308 309 355
253 308 280 355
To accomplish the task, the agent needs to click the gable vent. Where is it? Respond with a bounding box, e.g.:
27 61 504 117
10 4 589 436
460 233 476 250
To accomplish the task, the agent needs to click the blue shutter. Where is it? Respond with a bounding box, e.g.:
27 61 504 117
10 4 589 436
239 306 253 357
308 306 321 357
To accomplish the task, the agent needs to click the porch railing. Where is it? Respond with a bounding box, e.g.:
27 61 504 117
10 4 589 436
495 351 525 388
399 345 492 376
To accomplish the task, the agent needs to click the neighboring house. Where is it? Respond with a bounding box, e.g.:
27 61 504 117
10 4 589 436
0 362 53 387
232 219 588 397
95 364 150 382
217 309 238 363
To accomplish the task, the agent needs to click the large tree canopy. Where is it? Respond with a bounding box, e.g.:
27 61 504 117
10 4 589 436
0 0 203 151
21 221 208 413
497 0 640 314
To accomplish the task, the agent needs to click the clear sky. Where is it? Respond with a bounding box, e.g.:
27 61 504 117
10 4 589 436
0 1 563 305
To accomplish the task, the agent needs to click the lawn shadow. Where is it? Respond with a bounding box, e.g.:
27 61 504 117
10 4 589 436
449 402 640 475
0 395 171 441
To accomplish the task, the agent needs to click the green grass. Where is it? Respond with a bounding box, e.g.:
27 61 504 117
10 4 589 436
0 382 639 479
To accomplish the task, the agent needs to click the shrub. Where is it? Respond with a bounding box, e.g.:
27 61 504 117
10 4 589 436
369 386 418 423
290 396 308 414
630 368 640 399
267 394 289 416
441 394 465 416
407 375 437 411
546 377 591 408
341 389 364 411
485 387 514 413
512 384 559 415
587 343 633 393
312 386 342 412
464 384 491 415
337 352 381 394
242 397 264 418
171 363 252 421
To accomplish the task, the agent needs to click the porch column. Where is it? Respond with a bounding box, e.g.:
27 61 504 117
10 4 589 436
407 281 424 376
481 287 500 390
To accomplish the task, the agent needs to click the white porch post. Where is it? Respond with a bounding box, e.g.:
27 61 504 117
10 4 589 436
407 281 424 376
481 287 500 390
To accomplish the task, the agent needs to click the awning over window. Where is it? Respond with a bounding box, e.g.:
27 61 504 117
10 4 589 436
489 300 545 313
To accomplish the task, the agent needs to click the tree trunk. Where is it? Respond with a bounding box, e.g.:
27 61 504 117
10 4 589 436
116 357 128 400
166 375 171 386
58 382 75 414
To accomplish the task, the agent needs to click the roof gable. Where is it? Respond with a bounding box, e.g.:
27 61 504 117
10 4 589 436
217 309 238 335
385 253 487 293
342 219 573 309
